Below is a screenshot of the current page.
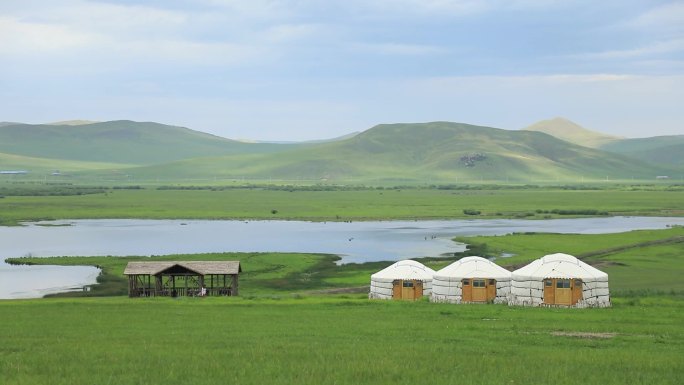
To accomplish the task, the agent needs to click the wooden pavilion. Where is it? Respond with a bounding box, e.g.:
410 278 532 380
123 261 241 298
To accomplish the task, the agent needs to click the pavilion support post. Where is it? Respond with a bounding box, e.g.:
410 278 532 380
231 274 239 296
155 276 162 296
128 276 135 297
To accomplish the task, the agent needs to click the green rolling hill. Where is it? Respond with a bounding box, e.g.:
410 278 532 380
0 120 301 165
524 117 622 148
523 117 683 170
600 136 684 168
106 122 675 183
0 151 129 174
1 119 677 183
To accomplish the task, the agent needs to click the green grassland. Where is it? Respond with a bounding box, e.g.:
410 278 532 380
1 296 683 385
4 227 684 384
1 186 683 225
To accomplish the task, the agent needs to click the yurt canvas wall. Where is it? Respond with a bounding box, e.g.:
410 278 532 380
510 253 610 308
369 260 435 300
431 256 511 304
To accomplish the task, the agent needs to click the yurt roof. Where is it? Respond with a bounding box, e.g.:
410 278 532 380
512 253 608 280
371 260 435 281
434 256 511 279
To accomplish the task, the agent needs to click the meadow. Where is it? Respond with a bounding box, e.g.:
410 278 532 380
1 295 683 385
0 183 682 225
2 182 684 384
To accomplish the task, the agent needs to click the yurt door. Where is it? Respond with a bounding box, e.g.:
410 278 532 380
555 279 572 305
392 280 402 299
487 279 496 301
543 279 555 304
462 279 472 302
415 280 423 298
402 280 416 300
472 279 487 302
572 279 583 305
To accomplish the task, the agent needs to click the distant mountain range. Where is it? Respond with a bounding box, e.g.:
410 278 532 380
0 118 680 182
0 120 307 165
523 117 622 148
523 117 684 168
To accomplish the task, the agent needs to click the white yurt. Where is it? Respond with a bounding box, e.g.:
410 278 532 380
510 253 610 308
431 256 511 304
369 260 435 300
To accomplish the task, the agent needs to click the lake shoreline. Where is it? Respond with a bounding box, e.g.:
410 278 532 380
3 217 684 299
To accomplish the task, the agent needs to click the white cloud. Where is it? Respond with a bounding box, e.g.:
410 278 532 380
351 42 446 55
342 0 578 18
199 0 294 20
260 23 323 43
577 39 684 60
0 17 94 54
633 2 684 31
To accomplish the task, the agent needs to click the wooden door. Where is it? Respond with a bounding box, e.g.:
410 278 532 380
472 279 487 302
462 279 472 302
402 280 416 300
543 279 555 304
415 281 423 298
555 279 572 305
487 279 496 301
572 279 583 305
392 280 402 299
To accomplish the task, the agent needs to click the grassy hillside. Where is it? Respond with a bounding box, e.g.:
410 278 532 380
0 151 132 174
2 119 676 182
112 122 675 183
601 136 684 167
0 120 301 165
524 117 621 148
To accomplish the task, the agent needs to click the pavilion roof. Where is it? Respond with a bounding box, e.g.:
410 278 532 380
124 261 241 276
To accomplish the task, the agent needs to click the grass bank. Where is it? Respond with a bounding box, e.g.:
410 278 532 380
5 252 413 297
1 186 683 225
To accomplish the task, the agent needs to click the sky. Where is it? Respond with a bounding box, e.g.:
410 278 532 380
1 0 683 141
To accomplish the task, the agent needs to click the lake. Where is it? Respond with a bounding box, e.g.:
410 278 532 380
2 216 684 299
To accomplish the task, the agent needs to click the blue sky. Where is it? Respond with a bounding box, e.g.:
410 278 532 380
1 0 682 140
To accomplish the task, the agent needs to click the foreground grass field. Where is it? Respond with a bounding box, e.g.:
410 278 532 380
0 185 683 225
1 295 683 385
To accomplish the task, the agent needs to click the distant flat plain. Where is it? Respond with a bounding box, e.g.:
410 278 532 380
0 184 682 225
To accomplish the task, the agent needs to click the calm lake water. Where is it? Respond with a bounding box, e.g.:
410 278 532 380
2 217 683 299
